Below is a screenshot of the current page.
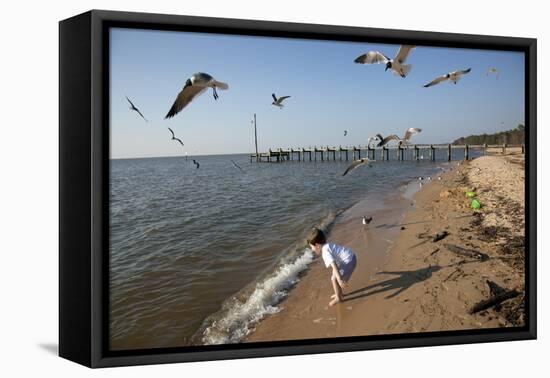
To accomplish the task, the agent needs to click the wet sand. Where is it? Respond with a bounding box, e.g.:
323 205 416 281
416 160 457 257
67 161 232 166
246 154 525 342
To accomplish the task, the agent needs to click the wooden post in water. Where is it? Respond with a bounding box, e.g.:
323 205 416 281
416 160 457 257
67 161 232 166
447 144 452 161
414 145 419 160
384 146 389 161
502 143 507 155
464 144 470 160
483 143 487 156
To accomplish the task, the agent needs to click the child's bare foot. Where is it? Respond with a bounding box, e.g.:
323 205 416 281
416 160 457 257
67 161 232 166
329 297 341 306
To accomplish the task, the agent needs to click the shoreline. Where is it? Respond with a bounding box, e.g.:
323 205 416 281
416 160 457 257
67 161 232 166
245 154 525 342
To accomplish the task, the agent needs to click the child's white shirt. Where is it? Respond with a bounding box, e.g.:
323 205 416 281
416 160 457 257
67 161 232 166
321 243 355 268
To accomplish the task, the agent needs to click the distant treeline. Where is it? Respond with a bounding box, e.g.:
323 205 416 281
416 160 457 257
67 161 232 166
452 124 525 145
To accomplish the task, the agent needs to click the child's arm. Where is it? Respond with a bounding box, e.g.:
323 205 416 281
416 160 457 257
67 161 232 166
330 262 348 288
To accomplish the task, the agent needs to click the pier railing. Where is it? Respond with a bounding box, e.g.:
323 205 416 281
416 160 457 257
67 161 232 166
250 144 524 163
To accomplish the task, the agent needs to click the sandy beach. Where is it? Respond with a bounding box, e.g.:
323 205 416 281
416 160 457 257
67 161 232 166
246 153 525 342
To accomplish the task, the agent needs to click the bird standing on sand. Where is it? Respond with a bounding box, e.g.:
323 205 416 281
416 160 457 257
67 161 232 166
168 127 184 147
354 45 416 78
192 159 200 169
165 72 229 118
126 96 148 122
362 216 373 225
342 158 374 176
376 133 400 147
423 68 472 87
271 93 291 108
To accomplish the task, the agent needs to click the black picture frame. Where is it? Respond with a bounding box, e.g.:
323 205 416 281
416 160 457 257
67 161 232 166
59 9 537 368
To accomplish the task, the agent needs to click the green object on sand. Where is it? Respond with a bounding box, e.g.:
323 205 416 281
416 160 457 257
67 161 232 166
466 191 476 198
471 199 481 209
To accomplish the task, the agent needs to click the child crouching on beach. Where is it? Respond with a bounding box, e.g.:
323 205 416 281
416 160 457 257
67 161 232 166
308 228 357 306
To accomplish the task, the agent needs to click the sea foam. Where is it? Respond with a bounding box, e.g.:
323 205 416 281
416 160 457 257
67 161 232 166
201 249 314 345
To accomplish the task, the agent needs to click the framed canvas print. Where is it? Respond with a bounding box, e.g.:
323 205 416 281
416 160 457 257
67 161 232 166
59 10 536 368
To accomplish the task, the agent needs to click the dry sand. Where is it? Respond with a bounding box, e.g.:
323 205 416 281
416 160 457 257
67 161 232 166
246 154 525 342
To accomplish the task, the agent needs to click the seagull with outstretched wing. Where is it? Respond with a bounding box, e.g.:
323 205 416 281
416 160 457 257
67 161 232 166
342 158 374 176
424 68 471 87
355 45 416 78
400 127 422 145
376 133 400 147
272 93 291 108
165 72 229 119
126 96 148 122
168 127 184 147
231 160 245 173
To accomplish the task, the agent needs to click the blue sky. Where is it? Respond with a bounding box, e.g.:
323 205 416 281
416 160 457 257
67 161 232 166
110 28 525 159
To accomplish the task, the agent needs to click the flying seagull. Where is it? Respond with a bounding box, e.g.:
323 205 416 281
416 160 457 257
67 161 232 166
423 68 472 87
165 72 229 118
342 158 374 176
168 127 184 147
376 133 400 147
231 160 245 173
367 136 380 147
272 93 291 108
192 159 200 169
344 130 348 136
487 67 499 79
399 127 422 145
354 45 416 78
126 96 148 122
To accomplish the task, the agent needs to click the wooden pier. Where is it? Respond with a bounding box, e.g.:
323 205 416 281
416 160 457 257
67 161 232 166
250 144 524 163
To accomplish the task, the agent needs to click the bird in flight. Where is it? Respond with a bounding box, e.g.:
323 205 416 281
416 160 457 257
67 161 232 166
165 72 229 118
376 133 400 147
342 158 374 176
192 159 200 169
367 136 380 147
487 67 499 79
272 93 291 108
126 96 148 122
399 127 422 146
344 130 348 136
354 45 416 78
231 160 245 173
423 68 472 87
168 127 184 147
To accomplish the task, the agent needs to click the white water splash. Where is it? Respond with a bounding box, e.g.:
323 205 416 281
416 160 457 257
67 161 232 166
201 249 315 344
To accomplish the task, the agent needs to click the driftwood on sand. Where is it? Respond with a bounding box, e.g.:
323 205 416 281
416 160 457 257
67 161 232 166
444 243 490 261
469 280 521 314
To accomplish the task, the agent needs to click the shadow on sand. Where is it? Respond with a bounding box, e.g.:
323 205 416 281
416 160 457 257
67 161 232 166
344 265 442 302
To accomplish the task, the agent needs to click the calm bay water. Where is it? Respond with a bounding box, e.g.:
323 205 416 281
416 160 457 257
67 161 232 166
109 150 478 349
